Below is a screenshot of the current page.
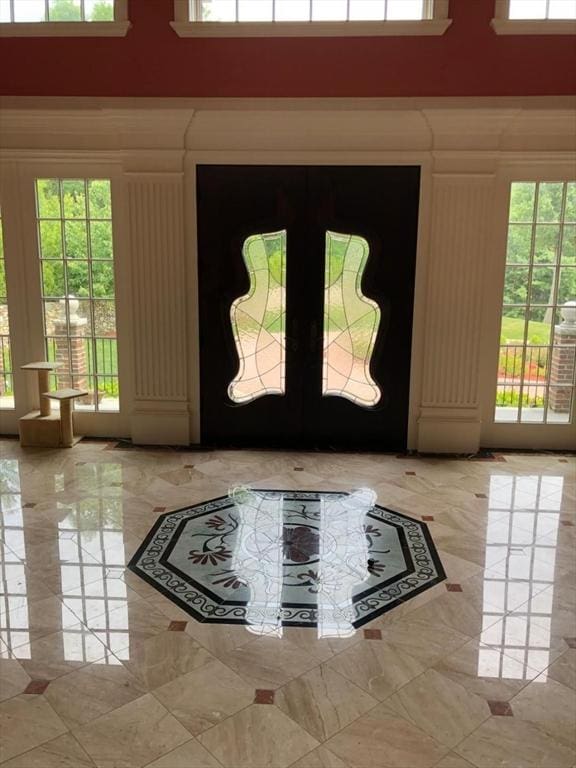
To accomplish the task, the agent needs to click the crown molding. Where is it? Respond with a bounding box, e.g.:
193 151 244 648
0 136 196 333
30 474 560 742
0 97 574 157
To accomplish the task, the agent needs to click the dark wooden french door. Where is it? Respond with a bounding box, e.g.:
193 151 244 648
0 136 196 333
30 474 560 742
197 165 420 450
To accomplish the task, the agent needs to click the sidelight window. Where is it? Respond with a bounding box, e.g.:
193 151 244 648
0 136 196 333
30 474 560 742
35 178 119 412
0 208 14 409
495 181 575 424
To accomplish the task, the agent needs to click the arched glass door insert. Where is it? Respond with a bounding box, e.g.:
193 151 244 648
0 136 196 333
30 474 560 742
322 231 381 407
228 230 287 404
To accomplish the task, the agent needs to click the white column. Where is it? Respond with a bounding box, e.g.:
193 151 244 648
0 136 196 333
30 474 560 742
126 173 189 445
417 173 495 453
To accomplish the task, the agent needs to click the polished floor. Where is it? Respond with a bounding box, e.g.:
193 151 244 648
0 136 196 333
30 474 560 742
0 440 574 768
128 488 445 630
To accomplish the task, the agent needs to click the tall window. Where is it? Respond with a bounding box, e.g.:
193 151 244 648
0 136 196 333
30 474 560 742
496 182 575 424
0 0 114 22
192 0 429 22
0 208 14 409
508 0 576 19
35 178 119 412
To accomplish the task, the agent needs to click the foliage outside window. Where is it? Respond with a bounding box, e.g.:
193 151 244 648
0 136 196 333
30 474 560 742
0 209 14 409
495 181 575 424
0 0 114 22
35 178 120 412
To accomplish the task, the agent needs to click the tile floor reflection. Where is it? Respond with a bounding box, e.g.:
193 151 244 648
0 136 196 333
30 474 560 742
0 442 574 767
127 488 445 633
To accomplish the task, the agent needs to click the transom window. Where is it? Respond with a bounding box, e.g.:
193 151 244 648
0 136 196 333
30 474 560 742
191 0 429 22
35 178 120 412
508 0 576 19
0 0 114 22
495 181 575 425
0 208 14 410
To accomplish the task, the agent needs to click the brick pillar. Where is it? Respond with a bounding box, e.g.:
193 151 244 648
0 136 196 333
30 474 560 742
549 301 576 414
53 298 89 397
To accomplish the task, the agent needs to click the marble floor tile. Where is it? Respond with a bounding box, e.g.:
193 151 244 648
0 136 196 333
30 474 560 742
455 715 576 768
0 733 95 768
2 442 574 768
0 596 82 649
546 648 576 690
153 656 255 734
432 754 477 768
373 617 471 668
0 657 31 701
8 624 109 681
0 694 68 763
509 674 576 740
198 703 320 768
325 702 449 768
433 638 541 701
275 665 378 741
269 625 363 662
386 668 490 748
144 739 222 768
122 630 213 690
219 634 320 689
73 693 191 768
289 746 352 767
183 617 265 656
326 634 426 700
43 656 147 728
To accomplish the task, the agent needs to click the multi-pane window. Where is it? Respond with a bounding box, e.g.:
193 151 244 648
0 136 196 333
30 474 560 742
192 0 428 22
496 181 575 424
508 0 576 19
0 0 114 22
35 178 119 412
0 209 14 409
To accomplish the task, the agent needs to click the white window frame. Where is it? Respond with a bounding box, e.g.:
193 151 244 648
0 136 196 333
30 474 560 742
479 166 576 452
491 0 576 34
171 0 451 37
0 0 130 37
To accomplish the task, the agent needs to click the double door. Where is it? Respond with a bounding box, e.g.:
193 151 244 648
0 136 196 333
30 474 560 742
197 165 420 449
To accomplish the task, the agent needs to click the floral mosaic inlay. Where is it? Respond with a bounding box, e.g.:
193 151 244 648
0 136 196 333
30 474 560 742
128 489 446 631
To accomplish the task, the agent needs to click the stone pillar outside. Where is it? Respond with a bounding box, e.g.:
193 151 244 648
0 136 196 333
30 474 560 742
53 298 90 399
549 301 576 414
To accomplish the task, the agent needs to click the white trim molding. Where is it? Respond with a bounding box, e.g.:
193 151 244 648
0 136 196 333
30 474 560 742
171 0 451 37
1 96 575 450
491 0 576 34
0 0 130 37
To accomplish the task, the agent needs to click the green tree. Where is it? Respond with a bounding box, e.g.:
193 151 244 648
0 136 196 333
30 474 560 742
47 0 113 21
504 182 576 323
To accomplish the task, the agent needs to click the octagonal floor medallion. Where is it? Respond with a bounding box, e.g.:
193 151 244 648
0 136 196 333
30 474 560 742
128 489 446 632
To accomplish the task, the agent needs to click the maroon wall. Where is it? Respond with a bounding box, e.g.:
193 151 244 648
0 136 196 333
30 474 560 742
1 0 575 97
